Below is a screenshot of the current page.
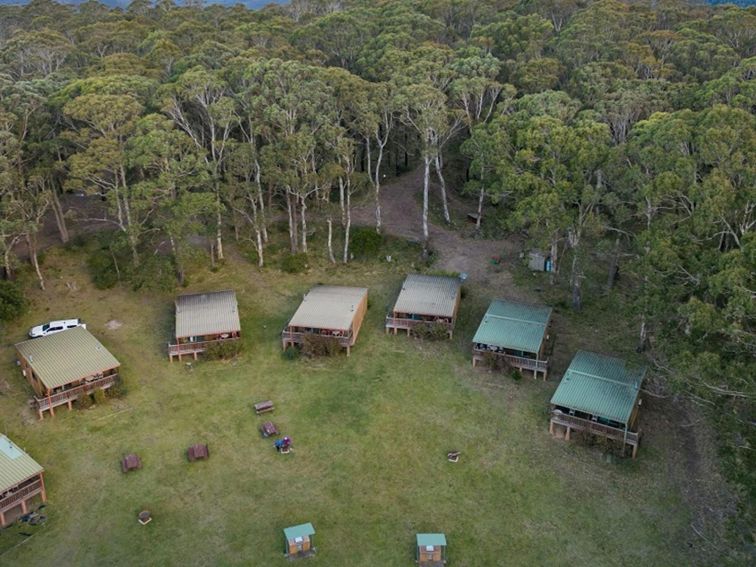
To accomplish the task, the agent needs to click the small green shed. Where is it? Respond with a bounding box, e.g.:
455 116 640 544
283 522 315 558
416 533 446 566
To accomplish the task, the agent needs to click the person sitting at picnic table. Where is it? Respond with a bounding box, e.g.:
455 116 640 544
274 436 292 452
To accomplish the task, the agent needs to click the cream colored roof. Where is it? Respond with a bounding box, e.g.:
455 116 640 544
0 435 43 493
175 290 241 339
15 327 120 390
287 286 367 331
392 274 460 318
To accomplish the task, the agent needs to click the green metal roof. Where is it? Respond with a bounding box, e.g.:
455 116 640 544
15 327 120 390
284 523 315 541
417 533 446 547
0 435 43 493
287 286 367 331
550 351 647 424
175 290 241 339
472 299 552 354
392 274 460 318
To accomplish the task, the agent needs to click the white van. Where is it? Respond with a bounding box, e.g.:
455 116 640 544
28 319 87 338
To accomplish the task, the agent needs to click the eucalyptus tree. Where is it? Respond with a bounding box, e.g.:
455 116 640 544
164 66 236 262
397 83 463 251
62 77 155 267
127 113 213 283
240 58 336 255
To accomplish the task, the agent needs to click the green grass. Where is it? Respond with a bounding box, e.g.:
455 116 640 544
0 245 694 566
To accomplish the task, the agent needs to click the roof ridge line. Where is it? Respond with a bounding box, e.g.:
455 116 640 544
486 313 546 326
568 368 639 389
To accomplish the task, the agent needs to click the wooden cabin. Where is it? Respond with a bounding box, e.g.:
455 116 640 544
385 274 462 338
416 533 447 566
472 299 553 379
549 351 647 458
15 327 120 419
168 290 241 361
282 286 368 356
283 522 316 558
0 435 46 527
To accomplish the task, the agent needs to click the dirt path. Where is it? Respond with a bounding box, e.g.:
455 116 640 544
353 167 524 293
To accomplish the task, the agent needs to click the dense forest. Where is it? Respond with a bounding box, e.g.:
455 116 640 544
0 0 753 546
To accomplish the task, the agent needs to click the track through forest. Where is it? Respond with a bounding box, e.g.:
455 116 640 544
353 167 523 291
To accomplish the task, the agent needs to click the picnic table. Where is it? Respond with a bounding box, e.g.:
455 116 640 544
121 453 142 473
254 400 274 414
260 421 278 438
187 443 209 462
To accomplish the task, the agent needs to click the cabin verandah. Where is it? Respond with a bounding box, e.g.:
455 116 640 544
472 299 552 379
15 327 121 419
385 274 462 338
169 290 242 361
549 351 646 458
282 286 368 356
0 435 46 527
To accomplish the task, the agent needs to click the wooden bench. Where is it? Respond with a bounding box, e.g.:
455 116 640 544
187 443 209 462
121 453 142 473
254 400 274 414
260 421 278 438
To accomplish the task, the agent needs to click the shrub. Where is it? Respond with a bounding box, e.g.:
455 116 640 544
0 280 26 321
107 376 127 398
282 346 300 361
205 340 242 360
87 249 119 289
481 351 512 372
78 392 93 409
350 227 384 258
510 369 523 382
93 388 107 405
411 321 450 341
301 333 342 357
281 253 308 274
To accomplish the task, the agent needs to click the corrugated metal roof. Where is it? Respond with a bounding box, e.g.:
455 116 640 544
472 299 552 354
0 434 43 493
550 351 647 424
15 327 120 390
417 533 446 547
175 290 241 339
287 286 367 331
392 274 460 318
284 523 315 540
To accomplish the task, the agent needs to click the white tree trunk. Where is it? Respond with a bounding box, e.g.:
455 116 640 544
26 233 45 290
374 141 385 233
343 182 352 264
422 155 431 254
326 216 336 264
434 154 451 224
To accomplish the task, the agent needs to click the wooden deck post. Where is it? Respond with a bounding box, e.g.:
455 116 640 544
67 399 73 410
565 427 571 441
40 473 47 502
549 419 554 435
631 443 638 459
0 510 5 527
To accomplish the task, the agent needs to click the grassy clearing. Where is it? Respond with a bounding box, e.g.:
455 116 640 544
0 243 695 566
